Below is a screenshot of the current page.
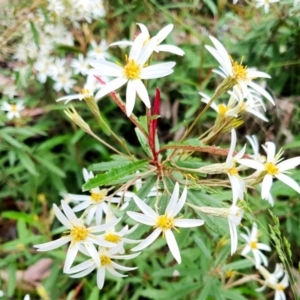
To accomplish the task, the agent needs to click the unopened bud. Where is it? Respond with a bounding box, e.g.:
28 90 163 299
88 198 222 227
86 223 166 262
64 106 91 133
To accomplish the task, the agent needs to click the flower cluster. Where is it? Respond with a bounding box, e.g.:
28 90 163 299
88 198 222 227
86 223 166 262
29 24 298 300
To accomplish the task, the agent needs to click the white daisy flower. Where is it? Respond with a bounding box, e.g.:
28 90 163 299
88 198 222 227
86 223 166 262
205 36 274 105
238 142 300 199
34 57 55 84
87 40 110 60
256 0 279 13
53 72 76 93
97 213 139 254
228 205 244 255
199 91 239 118
34 200 120 272
66 243 140 290
88 33 176 116
241 223 271 267
71 54 90 75
68 168 120 225
56 74 104 104
1 101 24 120
256 264 289 300
228 86 268 122
111 23 185 56
127 182 204 264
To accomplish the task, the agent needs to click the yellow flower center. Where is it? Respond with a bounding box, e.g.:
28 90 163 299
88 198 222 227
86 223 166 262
90 190 107 203
70 225 88 242
81 88 91 95
155 215 175 230
10 104 18 112
264 162 279 175
276 284 285 291
218 104 229 116
124 58 141 80
100 254 111 266
104 233 121 243
250 240 258 249
231 57 248 81
228 167 238 175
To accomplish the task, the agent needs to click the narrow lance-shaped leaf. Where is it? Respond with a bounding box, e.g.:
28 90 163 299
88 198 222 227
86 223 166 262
83 160 149 191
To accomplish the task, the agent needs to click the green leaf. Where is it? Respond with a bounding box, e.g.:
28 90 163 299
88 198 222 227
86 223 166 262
0 131 24 148
7 263 17 296
35 155 66 177
135 127 152 157
222 259 254 271
1 211 38 225
136 176 157 199
16 150 38 175
194 235 212 260
30 21 40 46
88 287 100 300
89 160 131 172
83 160 148 190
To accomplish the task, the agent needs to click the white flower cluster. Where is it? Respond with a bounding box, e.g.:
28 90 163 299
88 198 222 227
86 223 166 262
31 24 297 300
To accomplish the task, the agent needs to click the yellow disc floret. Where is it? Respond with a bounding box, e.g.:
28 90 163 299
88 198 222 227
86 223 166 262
231 57 248 81
100 254 111 266
90 189 108 203
70 225 88 242
264 162 279 176
123 58 141 80
250 240 258 249
104 233 121 244
10 104 18 112
228 167 239 176
155 215 175 231
218 104 229 116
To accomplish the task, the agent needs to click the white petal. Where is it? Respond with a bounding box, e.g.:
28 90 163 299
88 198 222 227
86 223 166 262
66 260 95 274
61 201 79 225
137 36 158 65
68 194 91 202
237 159 265 171
129 33 146 60
90 217 121 233
127 211 155 226
277 157 300 172
125 80 136 117
84 242 101 268
141 62 175 79
106 266 127 278
95 78 128 100
261 175 273 199
228 219 238 255
111 261 137 271
86 205 97 224
95 205 103 225
96 268 106 289
72 201 91 212
111 252 141 260
89 60 123 77
63 244 79 272
34 236 71 251
174 219 204 228
257 243 271 251
70 265 96 278
131 227 162 251
276 173 300 194
53 204 72 229
250 223 258 240
155 24 173 43
226 129 237 166
134 79 151 108
110 41 133 47
132 195 157 219
241 245 251 256
248 81 274 105
165 230 181 264
264 142 276 162
172 187 188 217
165 182 179 216
155 44 185 56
